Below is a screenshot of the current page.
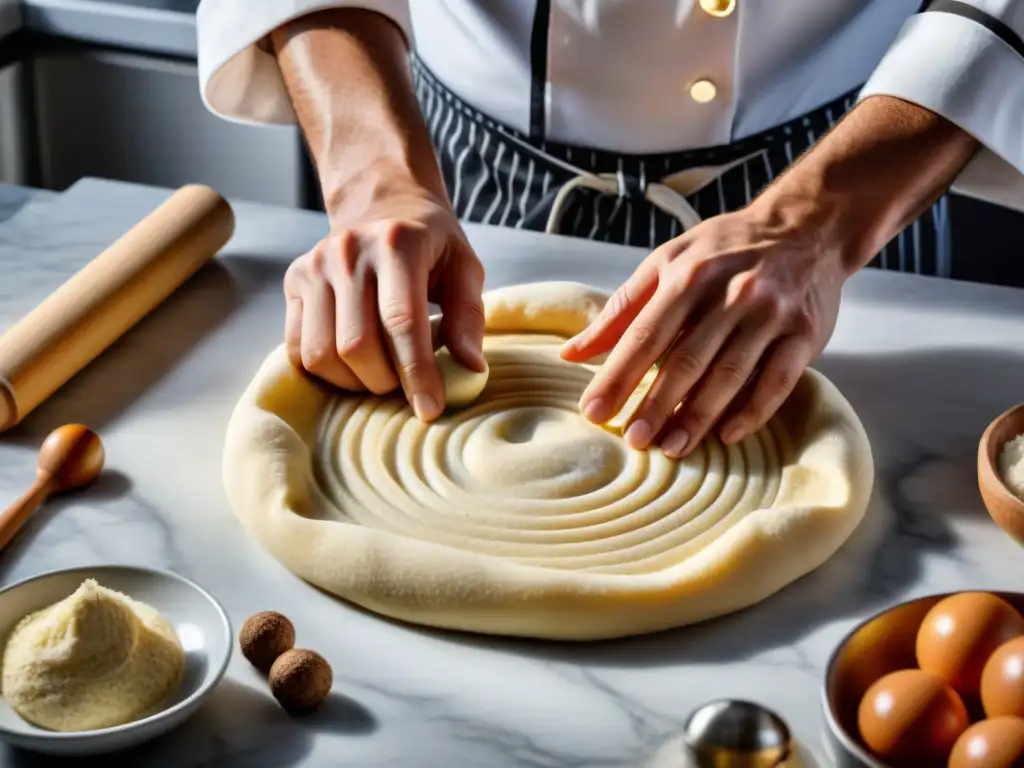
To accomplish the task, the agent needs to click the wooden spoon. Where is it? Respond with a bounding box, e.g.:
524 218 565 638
0 424 105 551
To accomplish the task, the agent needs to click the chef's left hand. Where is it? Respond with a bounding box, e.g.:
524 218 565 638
559 205 846 458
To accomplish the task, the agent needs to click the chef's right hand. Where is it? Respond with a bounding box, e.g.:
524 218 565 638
282 183 486 422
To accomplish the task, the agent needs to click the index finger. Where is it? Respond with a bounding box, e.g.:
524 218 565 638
578 290 691 424
377 255 445 421
560 262 657 362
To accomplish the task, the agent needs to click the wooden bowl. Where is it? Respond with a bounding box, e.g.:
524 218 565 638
978 403 1024 544
822 591 1024 767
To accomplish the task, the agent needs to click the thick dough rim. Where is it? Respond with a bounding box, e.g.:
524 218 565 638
223 281 874 640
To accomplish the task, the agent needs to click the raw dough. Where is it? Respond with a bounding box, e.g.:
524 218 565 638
223 282 874 641
435 346 489 409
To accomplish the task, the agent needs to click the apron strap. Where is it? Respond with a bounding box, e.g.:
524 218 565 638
497 128 765 236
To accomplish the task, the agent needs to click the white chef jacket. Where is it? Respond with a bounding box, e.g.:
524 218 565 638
196 0 1024 212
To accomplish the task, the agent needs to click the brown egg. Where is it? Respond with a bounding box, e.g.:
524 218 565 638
916 592 1024 696
857 668 968 767
948 716 1024 768
983 637 1024 718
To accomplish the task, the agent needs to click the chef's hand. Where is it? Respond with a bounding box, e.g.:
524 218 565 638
283 183 486 422
559 206 844 457
558 93 980 458
273 8 486 422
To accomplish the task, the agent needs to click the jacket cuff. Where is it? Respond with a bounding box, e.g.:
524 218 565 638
859 6 1024 212
197 0 412 126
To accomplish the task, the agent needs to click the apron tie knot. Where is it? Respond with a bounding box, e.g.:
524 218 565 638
497 128 766 240
616 170 646 201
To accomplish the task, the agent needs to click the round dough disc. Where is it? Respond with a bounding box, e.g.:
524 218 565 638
223 281 874 641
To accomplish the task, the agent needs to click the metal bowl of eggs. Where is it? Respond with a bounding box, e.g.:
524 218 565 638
823 590 1024 768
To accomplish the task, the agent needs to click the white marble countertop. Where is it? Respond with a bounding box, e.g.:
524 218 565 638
1 178 1024 767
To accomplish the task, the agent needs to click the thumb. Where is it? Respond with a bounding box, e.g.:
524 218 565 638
438 240 487 372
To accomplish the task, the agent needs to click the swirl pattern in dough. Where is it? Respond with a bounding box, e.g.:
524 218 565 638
224 282 874 640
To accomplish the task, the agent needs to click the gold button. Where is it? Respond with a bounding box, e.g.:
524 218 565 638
690 79 717 103
699 0 736 17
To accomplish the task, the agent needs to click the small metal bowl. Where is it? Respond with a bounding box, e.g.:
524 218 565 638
821 590 1024 767
978 403 1024 544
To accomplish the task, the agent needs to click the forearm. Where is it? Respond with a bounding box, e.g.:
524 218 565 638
754 95 979 274
270 9 446 224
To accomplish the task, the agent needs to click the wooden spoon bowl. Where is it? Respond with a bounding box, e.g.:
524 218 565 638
979 403 1024 544
0 424 104 552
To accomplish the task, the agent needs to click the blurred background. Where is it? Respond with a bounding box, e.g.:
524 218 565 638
1 0 1021 287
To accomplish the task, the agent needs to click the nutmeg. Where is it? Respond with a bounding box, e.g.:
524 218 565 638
268 648 333 714
239 611 295 673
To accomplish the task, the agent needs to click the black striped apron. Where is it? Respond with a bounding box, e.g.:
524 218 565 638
411 57 952 278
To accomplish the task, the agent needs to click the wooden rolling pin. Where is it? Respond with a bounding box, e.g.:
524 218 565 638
0 184 235 432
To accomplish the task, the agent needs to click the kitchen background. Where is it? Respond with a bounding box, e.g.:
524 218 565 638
1 0 1021 287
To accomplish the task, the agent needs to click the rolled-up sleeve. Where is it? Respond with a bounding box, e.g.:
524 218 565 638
196 0 412 126
859 0 1024 212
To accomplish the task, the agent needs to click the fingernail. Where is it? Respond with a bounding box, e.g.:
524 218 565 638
460 333 487 371
566 324 594 347
661 428 690 458
721 422 745 444
581 397 608 422
625 419 653 449
412 393 441 421
560 336 583 355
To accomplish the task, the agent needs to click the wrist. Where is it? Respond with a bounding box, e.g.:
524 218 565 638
750 97 978 276
746 178 866 278
322 157 450 229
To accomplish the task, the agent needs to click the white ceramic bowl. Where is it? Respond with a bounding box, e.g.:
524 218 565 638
0 565 232 756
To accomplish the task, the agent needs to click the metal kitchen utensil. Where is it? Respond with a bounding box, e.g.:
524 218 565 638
683 699 792 768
